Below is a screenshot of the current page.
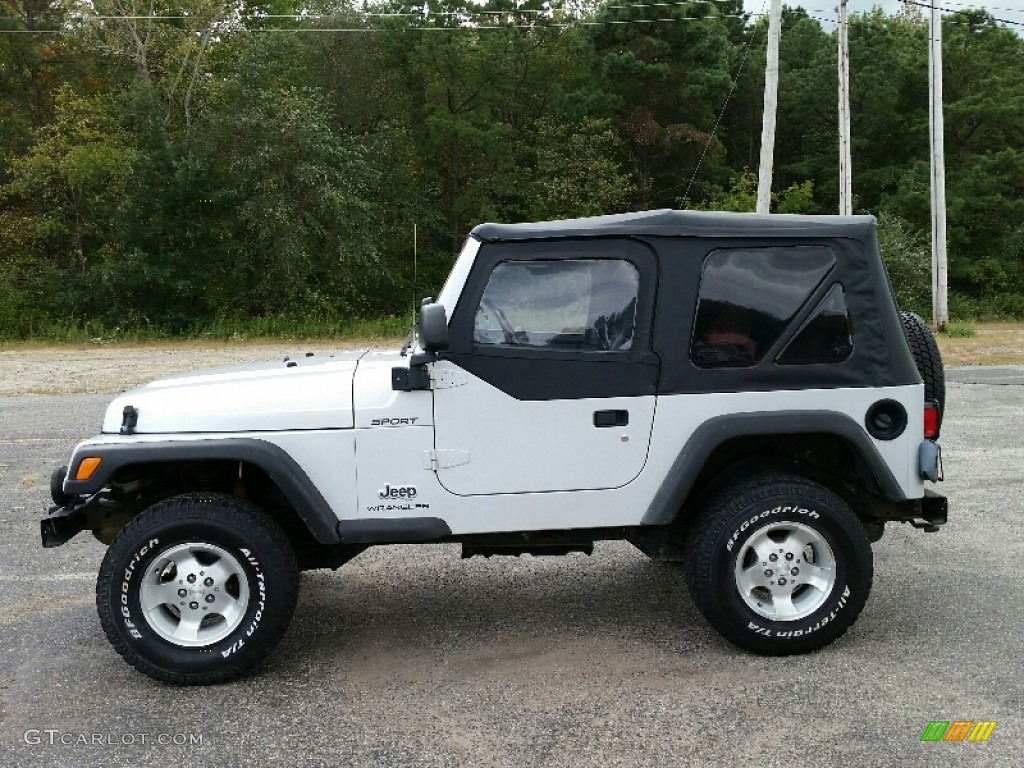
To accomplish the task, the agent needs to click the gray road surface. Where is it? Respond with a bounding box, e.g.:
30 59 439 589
0 370 1021 767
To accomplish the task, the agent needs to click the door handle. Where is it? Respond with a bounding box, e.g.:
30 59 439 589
594 410 629 428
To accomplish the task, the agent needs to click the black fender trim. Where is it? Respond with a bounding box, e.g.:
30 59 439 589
642 410 907 526
64 439 342 543
338 517 452 544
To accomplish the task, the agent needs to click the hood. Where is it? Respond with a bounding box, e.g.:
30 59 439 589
101 350 368 434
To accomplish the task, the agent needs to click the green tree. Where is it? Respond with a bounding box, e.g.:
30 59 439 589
846 9 929 212
586 0 736 208
194 85 391 318
881 10 1024 308
696 168 815 214
876 211 930 316
529 116 634 220
5 87 134 273
376 0 581 249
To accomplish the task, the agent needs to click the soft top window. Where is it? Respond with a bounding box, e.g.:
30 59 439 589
777 284 854 365
474 259 638 352
691 246 836 368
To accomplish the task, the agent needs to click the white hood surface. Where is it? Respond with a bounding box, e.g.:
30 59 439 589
101 350 369 434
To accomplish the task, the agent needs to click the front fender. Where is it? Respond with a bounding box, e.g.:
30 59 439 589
62 438 342 543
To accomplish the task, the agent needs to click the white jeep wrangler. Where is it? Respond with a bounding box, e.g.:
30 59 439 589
43 210 947 685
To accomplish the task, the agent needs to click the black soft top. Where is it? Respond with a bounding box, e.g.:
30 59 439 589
463 208 920 396
471 209 877 243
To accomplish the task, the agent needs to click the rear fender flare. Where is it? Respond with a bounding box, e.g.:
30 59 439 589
642 411 906 526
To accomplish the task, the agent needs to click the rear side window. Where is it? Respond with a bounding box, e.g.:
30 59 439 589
474 259 638 351
777 284 854 365
691 246 836 368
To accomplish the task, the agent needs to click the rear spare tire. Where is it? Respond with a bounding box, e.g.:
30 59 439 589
899 310 945 433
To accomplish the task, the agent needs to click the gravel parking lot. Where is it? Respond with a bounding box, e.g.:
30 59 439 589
0 353 1021 767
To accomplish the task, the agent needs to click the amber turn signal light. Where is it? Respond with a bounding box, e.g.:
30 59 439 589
75 457 102 481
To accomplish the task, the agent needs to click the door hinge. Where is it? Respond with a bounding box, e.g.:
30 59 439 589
423 449 471 471
431 367 467 389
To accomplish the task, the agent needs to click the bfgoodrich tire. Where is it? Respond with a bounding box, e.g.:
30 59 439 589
685 474 872 655
97 493 298 685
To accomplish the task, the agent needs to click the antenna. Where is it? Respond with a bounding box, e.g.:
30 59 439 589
400 224 418 358
412 223 418 325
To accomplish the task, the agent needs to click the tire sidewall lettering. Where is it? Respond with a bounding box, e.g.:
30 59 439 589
720 504 856 643
745 585 853 639
119 537 160 641
232 549 267 653
116 536 267 657
726 505 819 553
97 496 298 684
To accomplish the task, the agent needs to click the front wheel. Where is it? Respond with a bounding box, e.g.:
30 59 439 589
97 493 299 685
684 474 873 655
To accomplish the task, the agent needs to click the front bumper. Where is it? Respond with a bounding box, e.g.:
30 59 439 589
40 499 91 548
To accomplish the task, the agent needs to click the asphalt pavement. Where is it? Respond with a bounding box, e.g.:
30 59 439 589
0 370 1021 767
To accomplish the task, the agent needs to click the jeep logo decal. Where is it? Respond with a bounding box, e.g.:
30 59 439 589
378 484 418 500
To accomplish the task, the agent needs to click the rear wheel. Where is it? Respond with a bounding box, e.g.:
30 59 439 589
97 493 298 685
685 474 873 655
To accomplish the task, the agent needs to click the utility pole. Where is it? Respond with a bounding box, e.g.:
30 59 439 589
837 0 852 215
757 0 782 214
929 1 949 330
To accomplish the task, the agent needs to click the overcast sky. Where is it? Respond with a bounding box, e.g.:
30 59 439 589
740 0 1024 29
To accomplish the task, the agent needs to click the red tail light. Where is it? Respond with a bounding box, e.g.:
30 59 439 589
924 403 939 439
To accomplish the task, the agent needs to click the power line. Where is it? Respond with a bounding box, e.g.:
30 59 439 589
685 0 765 202
898 0 1024 28
0 10 761 35
4 1 1022 34
0 0 751 23
797 9 1024 34
912 0 1024 14
0 0 757 32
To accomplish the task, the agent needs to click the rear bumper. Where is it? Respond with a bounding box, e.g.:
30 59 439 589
911 489 948 532
921 488 947 525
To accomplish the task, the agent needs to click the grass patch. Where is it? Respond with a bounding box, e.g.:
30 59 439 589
936 322 1024 366
941 322 976 338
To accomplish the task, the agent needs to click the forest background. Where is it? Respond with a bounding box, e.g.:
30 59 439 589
1 0 1022 340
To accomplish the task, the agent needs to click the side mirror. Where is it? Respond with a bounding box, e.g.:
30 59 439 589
419 303 449 352
393 303 448 391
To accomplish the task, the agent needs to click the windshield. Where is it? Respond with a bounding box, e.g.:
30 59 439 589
437 236 481 316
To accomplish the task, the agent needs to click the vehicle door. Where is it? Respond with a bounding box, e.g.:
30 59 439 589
432 237 660 496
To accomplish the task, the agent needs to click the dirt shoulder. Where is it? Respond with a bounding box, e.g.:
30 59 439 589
0 339 403 396
935 323 1024 367
0 324 1020 396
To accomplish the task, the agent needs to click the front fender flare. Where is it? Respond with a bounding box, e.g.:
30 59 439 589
64 438 341 543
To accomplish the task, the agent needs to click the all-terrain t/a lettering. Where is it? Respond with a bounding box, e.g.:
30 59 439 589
745 586 852 638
